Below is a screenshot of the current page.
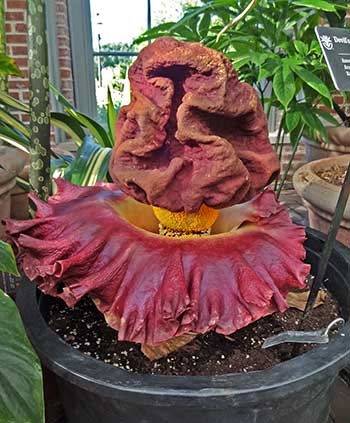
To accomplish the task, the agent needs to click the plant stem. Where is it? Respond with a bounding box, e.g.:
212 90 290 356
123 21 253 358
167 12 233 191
27 0 51 202
0 0 7 92
274 111 285 153
216 0 258 42
276 124 305 198
274 130 285 190
332 100 349 127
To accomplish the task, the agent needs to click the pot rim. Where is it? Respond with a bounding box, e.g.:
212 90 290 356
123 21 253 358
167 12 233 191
293 155 350 220
16 228 350 400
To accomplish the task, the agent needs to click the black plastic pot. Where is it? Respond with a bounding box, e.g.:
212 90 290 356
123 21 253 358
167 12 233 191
16 228 350 423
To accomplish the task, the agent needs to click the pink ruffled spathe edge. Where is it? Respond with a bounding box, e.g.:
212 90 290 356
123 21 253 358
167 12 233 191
6 179 310 346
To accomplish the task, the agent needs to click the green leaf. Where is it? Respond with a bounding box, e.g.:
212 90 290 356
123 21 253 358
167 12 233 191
273 64 296 109
51 83 113 147
0 241 19 276
229 52 252 69
0 92 29 112
300 106 329 142
0 108 30 138
292 65 333 108
50 83 76 110
107 87 117 145
314 108 340 126
65 109 113 148
292 0 337 12
290 121 305 146
286 110 301 133
16 176 30 193
64 136 112 186
258 57 280 81
198 12 211 38
51 112 85 147
134 22 177 44
170 4 211 32
0 288 44 423
0 54 23 77
294 40 308 56
0 122 30 153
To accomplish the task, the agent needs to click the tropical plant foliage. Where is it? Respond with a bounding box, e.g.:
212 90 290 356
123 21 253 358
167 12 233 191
135 0 348 194
0 53 22 77
0 241 44 423
0 85 116 188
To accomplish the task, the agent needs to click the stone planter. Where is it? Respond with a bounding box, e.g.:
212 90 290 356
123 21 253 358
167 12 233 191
0 147 25 238
303 127 350 163
293 155 350 246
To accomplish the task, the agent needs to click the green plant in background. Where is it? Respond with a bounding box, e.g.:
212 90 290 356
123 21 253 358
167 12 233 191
0 241 44 423
136 0 348 195
0 84 117 187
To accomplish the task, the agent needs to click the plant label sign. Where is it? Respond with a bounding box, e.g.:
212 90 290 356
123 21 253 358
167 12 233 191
316 27 350 91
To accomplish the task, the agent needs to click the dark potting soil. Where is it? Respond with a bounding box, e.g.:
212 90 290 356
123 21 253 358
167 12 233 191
48 291 340 376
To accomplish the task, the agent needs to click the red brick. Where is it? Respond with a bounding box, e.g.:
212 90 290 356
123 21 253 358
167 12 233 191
56 2 66 13
56 13 67 25
6 11 24 21
15 23 26 32
7 0 26 8
7 34 27 44
13 57 27 66
11 45 27 55
56 26 69 37
59 58 72 69
60 69 72 78
9 91 19 99
8 80 28 89
21 91 30 101
20 114 29 123
6 0 75 119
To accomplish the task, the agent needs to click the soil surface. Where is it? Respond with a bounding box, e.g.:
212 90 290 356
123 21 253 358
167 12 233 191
48 291 340 376
316 165 347 186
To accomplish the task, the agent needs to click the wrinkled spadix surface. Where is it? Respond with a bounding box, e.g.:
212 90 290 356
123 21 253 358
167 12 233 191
7 179 309 345
110 36 280 213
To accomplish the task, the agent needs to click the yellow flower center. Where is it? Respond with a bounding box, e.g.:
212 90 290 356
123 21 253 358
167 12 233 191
153 205 219 237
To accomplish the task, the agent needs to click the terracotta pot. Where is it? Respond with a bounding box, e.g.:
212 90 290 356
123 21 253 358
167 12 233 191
293 155 350 246
0 147 25 238
303 127 350 162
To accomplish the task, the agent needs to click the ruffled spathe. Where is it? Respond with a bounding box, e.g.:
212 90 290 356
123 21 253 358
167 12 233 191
6 179 310 345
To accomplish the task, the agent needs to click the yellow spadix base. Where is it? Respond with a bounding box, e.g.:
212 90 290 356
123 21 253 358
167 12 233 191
153 204 219 238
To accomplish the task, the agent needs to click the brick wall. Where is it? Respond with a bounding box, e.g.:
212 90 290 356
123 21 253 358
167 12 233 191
5 0 74 125
55 0 74 103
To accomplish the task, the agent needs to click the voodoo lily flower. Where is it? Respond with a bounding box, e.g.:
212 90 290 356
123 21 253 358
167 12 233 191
6 37 309 351
7 180 309 346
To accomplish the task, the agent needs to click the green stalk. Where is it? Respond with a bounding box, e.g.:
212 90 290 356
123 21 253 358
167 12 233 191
273 113 285 153
0 0 7 92
215 0 258 42
276 124 305 199
274 130 285 191
27 0 51 202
